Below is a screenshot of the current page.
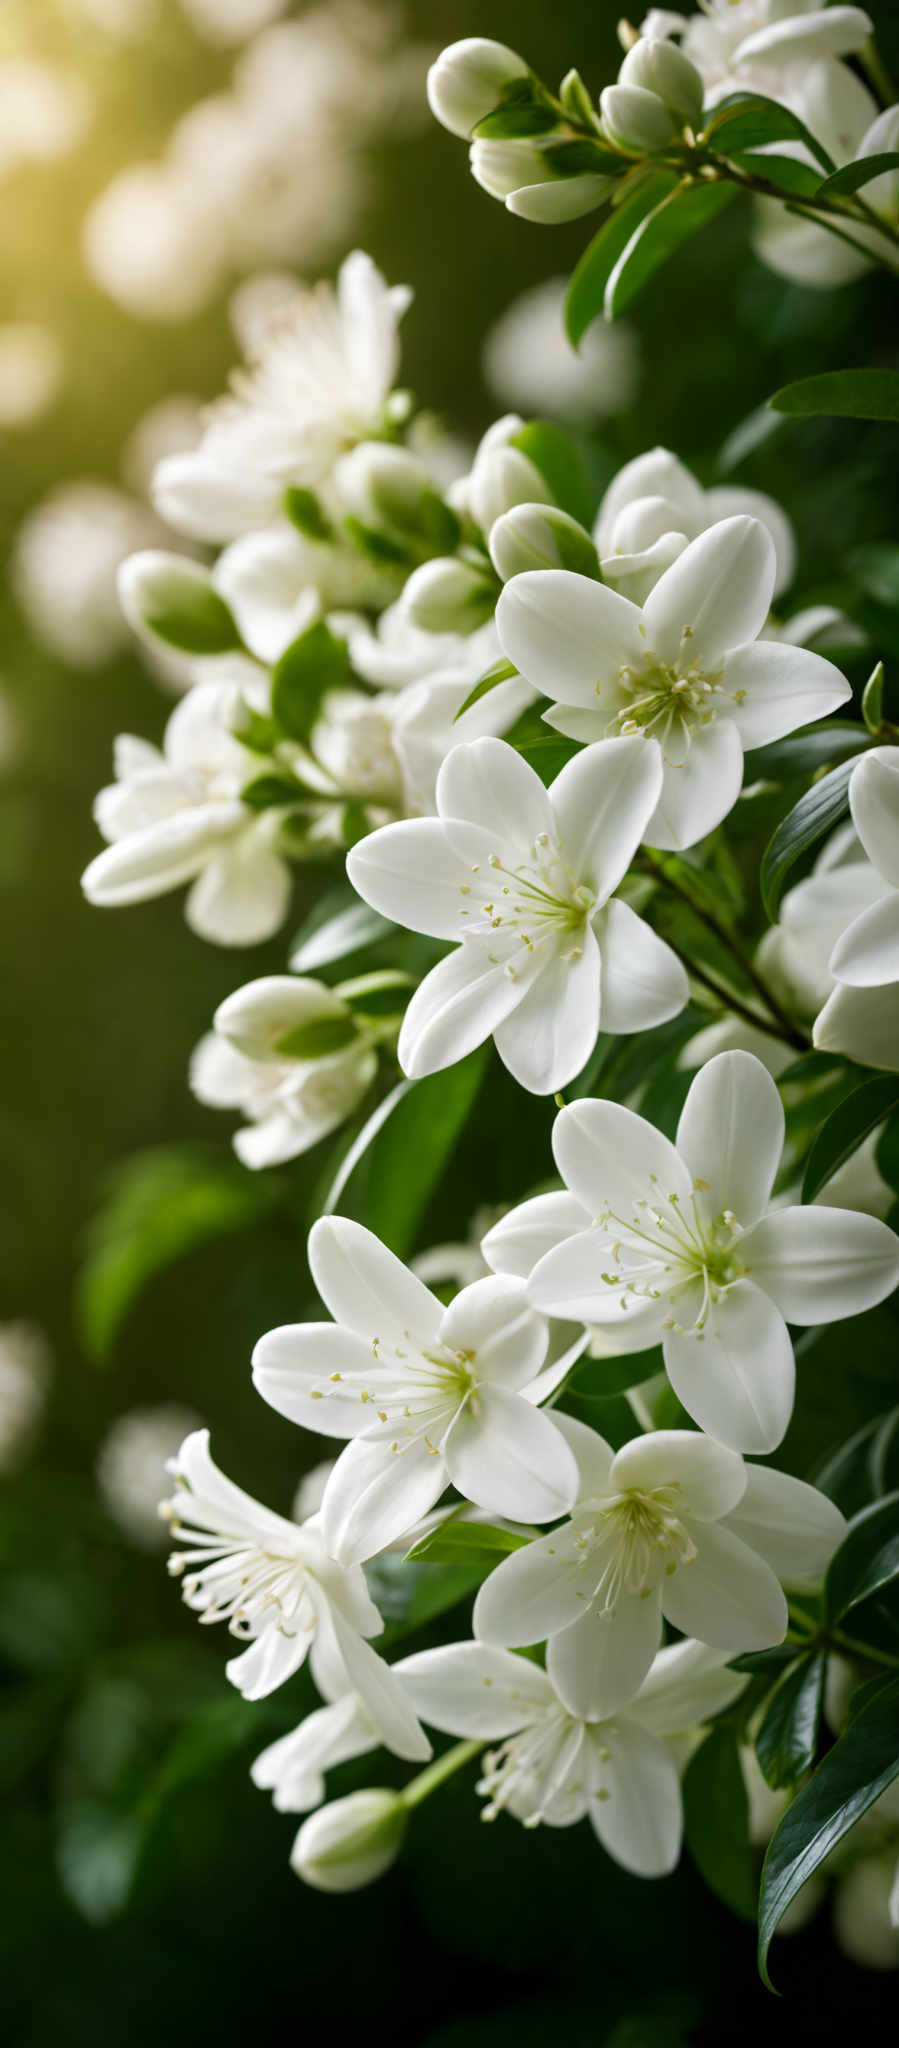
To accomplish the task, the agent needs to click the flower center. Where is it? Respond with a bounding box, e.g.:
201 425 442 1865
601 640 739 763
164 1508 318 1645
593 1180 746 1335
478 1706 586 1828
307 1334 476 1459
457 830 596 968
569 1485 697 1610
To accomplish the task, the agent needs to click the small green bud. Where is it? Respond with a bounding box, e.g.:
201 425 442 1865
619 38 704 129
118 551 241 655
599 82 677 153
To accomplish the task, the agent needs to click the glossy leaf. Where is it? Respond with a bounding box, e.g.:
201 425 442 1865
758 1676 899 1985
289 887 394 973
727 150 822 199
365 1554 485 1642
271 619 349 742
605 180 737 320
704 91 835 170
511 420 595 527
760 754 859 920
565 170 677 344
824 1491 899 1621
453 657 520 724
770 368 899 423
817 152 899 197
755 1652 826 1791
405 1520 531 1565
744 719 867 783
321 1048 489 1257
683 1724 755 1921
801 1073 899 1203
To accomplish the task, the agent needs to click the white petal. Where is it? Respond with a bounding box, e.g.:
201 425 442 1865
496 569 644 702
550 1410 616 1497
850 748 899 888
627 1639 746 1736
663 1281 796 1454
396 1641 553 1738
214 975 349 1061
596 450 705 555
548 1594 662 1720
82 803 244 906
506 174 612 223
595 898 689 1032
185 833 292 947
225 1625 309 1701
322 1611 432 1761
189 1031 253 1109
642 516 775 665
436 735 553 848
443 1385 579 1523
438 1276 548 1391
743 1206 899 1324
703 486 796 598
552 1096 694 1218
233 1112 323 1170
610 1429 746 1521
735 9 874 67
93 766 185 841
528 1229 667 1341
398 942 527 1078
251 1323 383 1439
473 1526 592 1646
549 735 664 898
251 1695 376 1812
214 527 314 664
830 893 899 986
308 1216 443 1346
660 1520 787 1650
346 817 494 940
722 640 851 750
492 929 601 1095
723 1465 846 1589
589 1719 682 1876
320 1433 448 1565
675 1049 785 1229
814 980 899 1071
481 1190 591 1281
643 718 745 852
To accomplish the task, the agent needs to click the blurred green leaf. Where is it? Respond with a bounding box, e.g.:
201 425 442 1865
406 1520 531 1565
817 153 899 197
862 660 885 734
744 718 867 782
511 420 595 526
76 1146 278 1363
565 170 677 343
56 1805 143 1926
605 181 737 320
755 1652 825 1790
683 1723 755 1921
290 885 395 973
760 754 859 919
271 619 349 742
801 1073 899 1202
568 1347 663 1399
274 1015 358 1058
849 543 899 607
758 1675 899 1985
727 151 822 198
824 1492 899 1621
705 92 835 169
322 1048 488 1257
365 1554 485 1639
771 368 899 422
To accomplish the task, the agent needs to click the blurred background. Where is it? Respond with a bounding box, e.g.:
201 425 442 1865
1 3 898 2042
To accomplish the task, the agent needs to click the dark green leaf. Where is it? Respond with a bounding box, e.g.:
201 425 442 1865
746 720 868 784
717 403 787 473
283 486 333 540
565 170 678 344
683 1724 755 1921
816 1415 882 1516
729 1645 801 1676
321 1048 489 1258
405 1520 531 1565
862 660 885 735
760 754 860 920
364 1554 485 1640
474 104 559 139
271 619 349 742
876 1111 899 1192
56 1805 142 1926
755 1652 826 1790
605 180 737 320
728 150 822 198
850 542 899 608
770 368 899 423
140 581 241 657
343 515 412 565
289 886 394 973
453 657 520 723
240 772 306 810
511 420 595 527
758 1675 899 1985
825 1492 899 1621
273 1015 359 1060
801 1073 899 1203
704 91 835 171
76 1147 277 1363
817 152 899 197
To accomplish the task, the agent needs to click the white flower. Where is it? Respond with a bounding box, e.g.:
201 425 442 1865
190 975 378 1168
388 666 537 818
398 1636 746 1875
751 63 898 286
96 1403 203 1549
12 482 165 669
0 59 91 180
162 1429 427 1761
482 278 640 426
488 1050 899 1453
496 516 850 850
214 524 397 665
674 3 873 107
762 818 889 1020
81 678 294 946
252 1215 579 1564
347 734 688 1094
815 747 899 1069
0 1321 52 1470
594 446 796 601
252 1638 428 1815
451 414 553 536
346 605 501 692
152 253 411 541
473 1411 844 1718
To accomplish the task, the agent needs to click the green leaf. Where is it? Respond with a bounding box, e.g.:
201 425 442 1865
744 719 866 785
473 104 559 139
405 1520 531 1565
76 1146 276 1363
817 152 899 197
816 1414 883 1516
850 542 899 607
364 1554 485 1640
273 1015 359 1060
240 772 306 810
453 657 520 723
877 1110 899 1192
862 660 885 735
271 619 349 742
139 579 241 657
683 1724 755 1921
704 91 835 171
727 150 822 198
232 700 281 755
758 1675 899 1986
321 1048 489 1258
770 368 899 424
283 486 333 540
801 1073 899 1203
825 1492 899 1622
605 180 737 320
289 886 394 973
565 170 678 344
759 753 860 920
510 420 595 527
343 515 412 565
755 1652 826 1791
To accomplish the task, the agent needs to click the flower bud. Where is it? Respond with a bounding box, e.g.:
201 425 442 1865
118 550 240 655
599 83 677 153
291 1789 407 1892
467 416 552 535
618 37 704 128
507 173 616 223
469 136 553 201
402 556 497 636
489 503 600 582
427 38 531 139
335 442 456 547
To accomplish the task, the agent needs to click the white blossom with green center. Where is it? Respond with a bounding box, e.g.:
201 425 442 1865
496 512 851 851
347 731 688 1095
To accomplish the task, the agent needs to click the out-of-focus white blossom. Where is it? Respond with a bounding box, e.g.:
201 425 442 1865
121 395 204 499
0 325 63 428
179 0 290 45
0 1321 52 1470
12 482 166 667
96 1403 202 1548
0 60 92 180
483 279 640 425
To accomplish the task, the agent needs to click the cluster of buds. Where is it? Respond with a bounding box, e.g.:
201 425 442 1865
427 34 707 224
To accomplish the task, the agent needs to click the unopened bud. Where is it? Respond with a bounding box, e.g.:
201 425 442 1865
427 38 531 139
469 136 555 201
291 1789 407 1893
490 502 600 581
619 37 704 127
403 555 497 636
118 551 240 655
467 416 553 534
335 442 457 549
599 82 677 152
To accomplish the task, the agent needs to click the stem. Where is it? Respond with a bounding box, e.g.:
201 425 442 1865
402 1738 483 1809
710 159 899 270
643 855 809 1052
666 935 807 1048
829 1626 899 1672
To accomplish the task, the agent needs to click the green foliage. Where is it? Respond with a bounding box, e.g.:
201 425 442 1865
290 885 395 973
405 1520 532 1565
754 1652 826 1791
758 1675 899 1985
824 1493 899 1622
321 1049 489 1257
704 91 836 170
759 753 861 919
770 368 899 422
565 170 678 342
274 1015 359 1059
801 1073 899 1202
817 153 899 198
683 1725 755 1921
271 619 350 742
605 181 737 321
510 419 595 525
140 580 241 657
453 656 520 723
